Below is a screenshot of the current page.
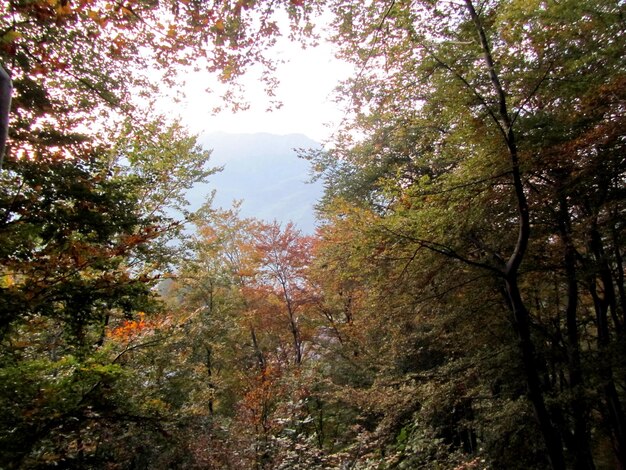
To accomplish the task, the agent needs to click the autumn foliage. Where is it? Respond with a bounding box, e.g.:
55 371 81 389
1 0 625 469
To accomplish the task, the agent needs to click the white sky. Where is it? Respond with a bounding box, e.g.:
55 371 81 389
172 40 352 143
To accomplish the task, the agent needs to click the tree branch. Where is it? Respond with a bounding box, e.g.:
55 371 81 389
0 64 12 169
381 225 503 276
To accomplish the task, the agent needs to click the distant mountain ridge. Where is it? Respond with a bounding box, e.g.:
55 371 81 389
188 132 323 233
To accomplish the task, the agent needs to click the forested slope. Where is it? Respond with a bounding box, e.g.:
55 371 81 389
1 1 624 469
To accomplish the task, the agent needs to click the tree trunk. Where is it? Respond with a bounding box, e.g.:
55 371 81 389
250 325 266 372
558 199 595 470
280 278 303 365
505 276 567 470
463 2 568 467
206 346 214 415
0 64 11 169
589 227 626 469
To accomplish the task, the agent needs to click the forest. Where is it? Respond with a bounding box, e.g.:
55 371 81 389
0 0 625 469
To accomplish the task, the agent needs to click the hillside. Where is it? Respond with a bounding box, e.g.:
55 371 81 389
190 132 323 233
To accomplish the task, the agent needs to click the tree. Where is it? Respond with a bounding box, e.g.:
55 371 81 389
168 205 336 468
309 199 515 468
252 221 315 366
1 0 318 161
0 155 152 466
0 120 213 467
306 0 625 468
0 1 323 467
3 0 624 467
0 63 10 164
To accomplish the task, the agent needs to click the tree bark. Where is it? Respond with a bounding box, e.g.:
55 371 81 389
464 2 567 468
588 226 626 469
558 199 595 470
278 275 303 365
0 64 11 169
505 276 567 470
206 346 214 415
250 325 266 372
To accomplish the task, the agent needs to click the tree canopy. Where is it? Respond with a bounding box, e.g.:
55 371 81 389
1 0 625 469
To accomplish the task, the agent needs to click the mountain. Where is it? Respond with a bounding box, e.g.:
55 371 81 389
188 132 323 233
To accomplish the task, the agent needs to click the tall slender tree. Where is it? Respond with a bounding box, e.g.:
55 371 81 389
307 0 626 467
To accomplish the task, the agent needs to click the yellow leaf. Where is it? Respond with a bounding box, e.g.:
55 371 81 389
1 31 22 44
1 274 15 288
55 3 72 16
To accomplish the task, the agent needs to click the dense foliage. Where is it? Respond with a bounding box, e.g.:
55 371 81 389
1 0 624 469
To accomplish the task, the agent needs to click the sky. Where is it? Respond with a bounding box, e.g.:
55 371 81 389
156 31 354 232
172 39 352 143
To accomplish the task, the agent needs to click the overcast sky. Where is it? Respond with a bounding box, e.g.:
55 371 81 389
170 39 352 143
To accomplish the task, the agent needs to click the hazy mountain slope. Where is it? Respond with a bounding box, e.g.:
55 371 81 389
189 132 323 233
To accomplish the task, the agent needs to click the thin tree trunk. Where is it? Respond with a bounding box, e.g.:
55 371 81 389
251 325 266 372
505 277 567 470
206 346 214 415
589 227 626 468
0 64 11 169
463 2 567 468
612 227 626 328
558 199 595 470
279 277 303 365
